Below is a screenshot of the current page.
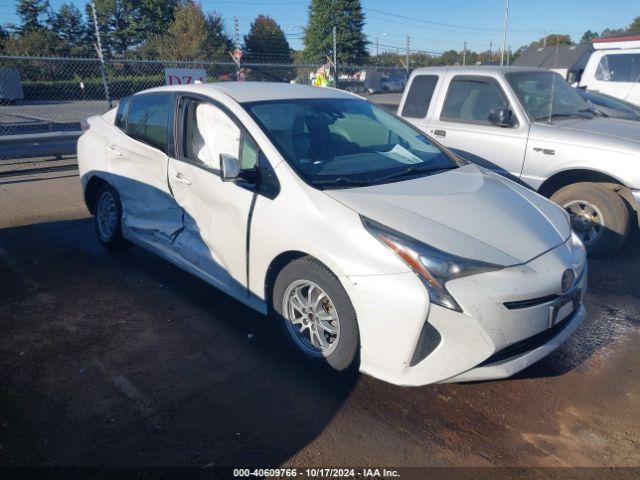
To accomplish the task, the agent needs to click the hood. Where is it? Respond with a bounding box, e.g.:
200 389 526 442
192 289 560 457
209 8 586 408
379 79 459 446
531 117 640 154
325 164 570 266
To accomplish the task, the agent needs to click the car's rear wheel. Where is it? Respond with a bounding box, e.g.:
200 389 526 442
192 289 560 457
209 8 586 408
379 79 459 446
272 257 359 371
551 182 629 257
94 183 125 250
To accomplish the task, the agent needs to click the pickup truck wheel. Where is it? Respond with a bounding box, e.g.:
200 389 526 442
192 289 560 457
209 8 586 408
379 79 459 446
272 257 359 372
551 182 629 258
94 183 125 250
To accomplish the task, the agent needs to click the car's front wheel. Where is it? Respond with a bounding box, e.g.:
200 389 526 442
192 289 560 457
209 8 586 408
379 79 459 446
551 182 629 257
272 257 359 371
94 183 125 250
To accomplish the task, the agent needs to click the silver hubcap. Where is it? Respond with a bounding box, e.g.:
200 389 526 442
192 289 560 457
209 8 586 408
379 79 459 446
564 200 604 246
282 280 340 357
96 191 117 240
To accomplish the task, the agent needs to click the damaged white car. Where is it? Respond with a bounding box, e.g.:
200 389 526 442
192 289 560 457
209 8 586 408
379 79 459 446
78 83 587 386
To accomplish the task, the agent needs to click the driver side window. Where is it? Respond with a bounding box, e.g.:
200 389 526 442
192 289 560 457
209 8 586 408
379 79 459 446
184 100 241 169
441 77 508 125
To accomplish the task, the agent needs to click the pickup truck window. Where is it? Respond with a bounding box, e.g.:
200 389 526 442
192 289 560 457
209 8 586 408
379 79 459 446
441 76 508 125
126 92 172 153
401 75 438 118
506 71 592 122
595 54 640 82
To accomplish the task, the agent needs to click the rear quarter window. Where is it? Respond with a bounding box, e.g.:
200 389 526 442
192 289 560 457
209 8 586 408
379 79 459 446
126 93 172 153
114 96 130 131
401 75 439 118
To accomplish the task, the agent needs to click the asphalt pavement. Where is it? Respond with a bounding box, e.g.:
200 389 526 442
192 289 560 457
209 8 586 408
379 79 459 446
0 158 639 475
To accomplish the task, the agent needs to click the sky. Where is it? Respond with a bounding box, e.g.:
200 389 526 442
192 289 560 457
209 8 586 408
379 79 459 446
0 0 637 54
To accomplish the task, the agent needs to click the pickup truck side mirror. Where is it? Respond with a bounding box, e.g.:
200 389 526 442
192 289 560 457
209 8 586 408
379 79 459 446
488 108 514 127
220 153 241 181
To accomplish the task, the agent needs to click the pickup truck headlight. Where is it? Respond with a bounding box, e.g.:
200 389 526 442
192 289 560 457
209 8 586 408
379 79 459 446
362 217 505 312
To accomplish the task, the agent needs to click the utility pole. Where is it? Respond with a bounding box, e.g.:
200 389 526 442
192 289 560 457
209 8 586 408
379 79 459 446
507 45 511 65
500 0 510 66
489 40 493 65
376 37 379 66
406 35 410 76
462 40 467 65
332 26 337 87
233 16 240 81
90 1 111 108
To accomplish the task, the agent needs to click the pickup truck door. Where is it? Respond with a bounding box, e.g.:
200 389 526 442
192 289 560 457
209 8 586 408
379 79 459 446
426 73 529 182
167 96 259 301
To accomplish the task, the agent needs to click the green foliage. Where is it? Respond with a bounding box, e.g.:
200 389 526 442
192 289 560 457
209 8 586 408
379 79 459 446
244 15 291 63
303 0 368 64
580 30 599 44
533 34 574 46
16 0 51 32
88 0 143 57
153 2 231 61
2 28 63 56
51 2 91 55
630 16 640 33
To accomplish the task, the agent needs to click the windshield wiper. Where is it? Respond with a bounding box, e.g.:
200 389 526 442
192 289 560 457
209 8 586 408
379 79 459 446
374 165 457 183
535 112 594 122
312 177 372 188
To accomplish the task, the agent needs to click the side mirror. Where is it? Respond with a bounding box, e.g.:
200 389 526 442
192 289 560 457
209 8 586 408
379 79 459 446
220 153 241 181
488 108 514 127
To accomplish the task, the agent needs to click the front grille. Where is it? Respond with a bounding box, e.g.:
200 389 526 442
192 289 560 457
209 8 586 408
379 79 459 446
478 310 576 367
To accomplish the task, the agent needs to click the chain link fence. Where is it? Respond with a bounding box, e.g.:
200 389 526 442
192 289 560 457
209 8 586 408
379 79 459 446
0 55 408 137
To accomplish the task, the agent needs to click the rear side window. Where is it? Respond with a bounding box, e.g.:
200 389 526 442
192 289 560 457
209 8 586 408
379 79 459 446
114 96 130 131
441 77 508 124
401 75 438 118
127 93 172 153
595 54 640 82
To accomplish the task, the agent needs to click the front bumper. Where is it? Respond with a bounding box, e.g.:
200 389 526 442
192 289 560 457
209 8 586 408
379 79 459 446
346 240 587 387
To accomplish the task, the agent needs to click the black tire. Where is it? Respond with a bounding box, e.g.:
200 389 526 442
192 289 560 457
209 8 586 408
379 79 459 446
550 182 629 258
93 183 126 250
272 257 359 372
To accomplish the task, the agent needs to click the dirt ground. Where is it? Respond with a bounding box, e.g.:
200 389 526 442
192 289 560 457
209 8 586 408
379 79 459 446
0 158 639 473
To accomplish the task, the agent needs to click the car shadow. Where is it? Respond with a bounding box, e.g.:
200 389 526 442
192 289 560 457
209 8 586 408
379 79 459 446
0 213 358 467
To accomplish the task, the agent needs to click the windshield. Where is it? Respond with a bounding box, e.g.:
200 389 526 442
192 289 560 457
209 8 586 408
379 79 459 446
506 71 594 122
245 98 462 189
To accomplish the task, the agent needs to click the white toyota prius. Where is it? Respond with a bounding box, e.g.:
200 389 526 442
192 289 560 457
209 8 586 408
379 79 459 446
78 82 587 386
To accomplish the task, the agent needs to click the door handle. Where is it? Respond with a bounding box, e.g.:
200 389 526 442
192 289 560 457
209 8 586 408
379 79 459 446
433 129 446 137
107 145 123 156
170 172 192 186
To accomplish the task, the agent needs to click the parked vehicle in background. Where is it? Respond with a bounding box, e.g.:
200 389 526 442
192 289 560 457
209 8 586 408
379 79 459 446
579 36 640 106
77 82 587 386
576 88 640 121
398 66 640 257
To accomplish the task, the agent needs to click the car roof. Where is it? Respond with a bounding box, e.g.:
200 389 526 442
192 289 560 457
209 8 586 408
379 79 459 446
410 65 550 75
144 81 361 103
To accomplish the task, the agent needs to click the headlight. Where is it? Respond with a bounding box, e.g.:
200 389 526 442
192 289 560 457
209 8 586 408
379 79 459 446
362 217 505 312
570 231 586 269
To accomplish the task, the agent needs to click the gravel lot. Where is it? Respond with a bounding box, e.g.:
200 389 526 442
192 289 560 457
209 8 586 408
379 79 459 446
0 158 639 474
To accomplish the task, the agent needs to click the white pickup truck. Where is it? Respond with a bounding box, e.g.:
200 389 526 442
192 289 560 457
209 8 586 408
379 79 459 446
398 66 640 257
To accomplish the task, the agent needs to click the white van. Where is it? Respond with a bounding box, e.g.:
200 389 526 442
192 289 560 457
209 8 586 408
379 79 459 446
579 36 640 106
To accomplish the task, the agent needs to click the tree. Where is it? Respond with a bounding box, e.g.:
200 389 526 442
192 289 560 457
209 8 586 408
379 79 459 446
16 0 50 32
630 16 640 33
156 2 231 61
303 0 368 64
137 0 181 33
88 0 144 57
244 15 291 63
580 30 599 44
51 2 90 54
534 34 573 46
